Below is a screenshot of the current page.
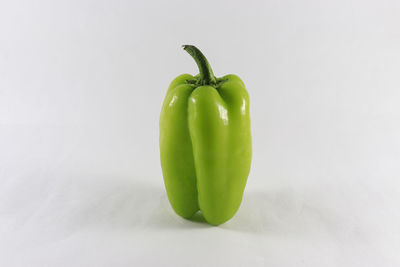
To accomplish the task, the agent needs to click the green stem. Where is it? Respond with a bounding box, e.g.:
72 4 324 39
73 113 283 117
182 45 217 85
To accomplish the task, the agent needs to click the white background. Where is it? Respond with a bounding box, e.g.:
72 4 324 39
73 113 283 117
1 0 400 266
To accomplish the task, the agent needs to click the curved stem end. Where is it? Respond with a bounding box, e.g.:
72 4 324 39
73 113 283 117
181 44 216 85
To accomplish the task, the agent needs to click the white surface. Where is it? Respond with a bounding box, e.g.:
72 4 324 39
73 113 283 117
1 0 400 266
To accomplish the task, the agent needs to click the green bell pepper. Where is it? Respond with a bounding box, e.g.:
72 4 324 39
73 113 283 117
159 45 252 225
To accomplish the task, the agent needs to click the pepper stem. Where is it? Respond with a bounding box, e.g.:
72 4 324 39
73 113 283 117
182 45 217 85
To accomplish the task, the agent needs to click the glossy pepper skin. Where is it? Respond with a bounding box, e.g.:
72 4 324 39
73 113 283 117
159 45 252 225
